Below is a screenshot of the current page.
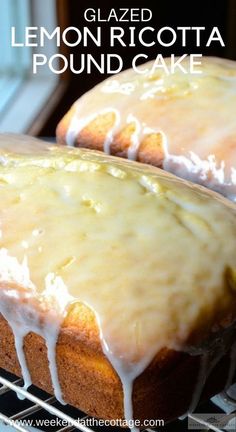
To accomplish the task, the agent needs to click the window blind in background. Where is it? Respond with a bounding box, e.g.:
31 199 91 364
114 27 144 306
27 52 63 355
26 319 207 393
0 0 31 115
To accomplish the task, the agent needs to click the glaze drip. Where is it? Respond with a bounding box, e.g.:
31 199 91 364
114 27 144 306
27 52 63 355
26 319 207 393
0 250 71 404
225 342 236 391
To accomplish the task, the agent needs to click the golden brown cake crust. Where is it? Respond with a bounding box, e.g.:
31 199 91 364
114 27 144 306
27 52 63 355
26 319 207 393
0 305 233 423
56 110 165 168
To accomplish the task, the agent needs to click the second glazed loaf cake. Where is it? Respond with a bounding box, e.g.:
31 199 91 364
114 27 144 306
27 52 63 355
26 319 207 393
56 56 236 201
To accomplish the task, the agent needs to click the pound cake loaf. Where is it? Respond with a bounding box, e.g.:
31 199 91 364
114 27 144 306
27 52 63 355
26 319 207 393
1 135 236 427
56 56 236 201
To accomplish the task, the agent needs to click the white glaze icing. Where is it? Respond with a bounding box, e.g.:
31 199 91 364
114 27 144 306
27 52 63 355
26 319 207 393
179 353 209 420
180 344 227 420
179 326 236 420
0 250 71 404
126 114 143 161
64 56 236 200
101 340 148 432
0 142 236 429
225 341 236 391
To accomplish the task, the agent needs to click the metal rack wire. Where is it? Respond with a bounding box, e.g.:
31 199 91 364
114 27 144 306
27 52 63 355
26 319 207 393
1 368 236 432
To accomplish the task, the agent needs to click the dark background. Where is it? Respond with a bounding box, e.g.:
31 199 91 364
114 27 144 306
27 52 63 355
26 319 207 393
40 0 236 136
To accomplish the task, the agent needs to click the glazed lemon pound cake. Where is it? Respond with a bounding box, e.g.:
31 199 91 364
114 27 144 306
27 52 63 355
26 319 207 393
1 136 236 428
57 56 236 201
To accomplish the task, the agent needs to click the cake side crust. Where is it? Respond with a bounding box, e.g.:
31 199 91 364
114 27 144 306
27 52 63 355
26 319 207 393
0 305 233 423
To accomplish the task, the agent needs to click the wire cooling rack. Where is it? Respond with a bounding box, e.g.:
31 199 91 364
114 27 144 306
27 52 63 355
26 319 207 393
1 368 236 432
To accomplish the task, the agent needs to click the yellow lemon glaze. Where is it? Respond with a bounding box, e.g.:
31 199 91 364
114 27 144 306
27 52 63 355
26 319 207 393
0 136 236 424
